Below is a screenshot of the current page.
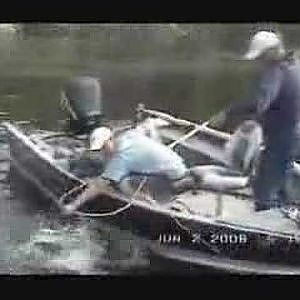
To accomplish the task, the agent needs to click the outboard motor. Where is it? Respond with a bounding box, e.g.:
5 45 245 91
61 76 103 134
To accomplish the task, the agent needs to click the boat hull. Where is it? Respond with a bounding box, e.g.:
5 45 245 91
6 121 300 274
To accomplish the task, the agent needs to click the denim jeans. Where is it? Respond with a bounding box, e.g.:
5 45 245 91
253 129 299 209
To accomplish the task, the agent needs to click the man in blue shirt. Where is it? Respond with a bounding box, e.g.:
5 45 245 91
63 125 188 214
101 129 187 183
213 31 300 212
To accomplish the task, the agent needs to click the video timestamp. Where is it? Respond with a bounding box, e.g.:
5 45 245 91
158 233 248 245
192 233 248 245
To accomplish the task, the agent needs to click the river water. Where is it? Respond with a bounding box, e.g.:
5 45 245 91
2 23 300 275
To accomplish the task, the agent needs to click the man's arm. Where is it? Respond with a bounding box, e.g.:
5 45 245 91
62 177 116 214
224 65 283 121
212 66 283 128
210 100 258 128
224 100 258 119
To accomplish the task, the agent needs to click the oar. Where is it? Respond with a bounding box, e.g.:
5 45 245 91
168 119 211 148
137 104 230 141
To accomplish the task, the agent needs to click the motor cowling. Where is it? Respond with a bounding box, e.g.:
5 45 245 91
62 76 103 134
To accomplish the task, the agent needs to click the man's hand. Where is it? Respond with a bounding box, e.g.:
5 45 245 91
94 177 116 194
61 177 116 216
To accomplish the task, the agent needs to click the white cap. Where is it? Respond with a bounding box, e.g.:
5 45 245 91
244 31 285 60
89 127 113 151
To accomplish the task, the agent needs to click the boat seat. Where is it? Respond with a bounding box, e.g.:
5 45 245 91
190 120 263 193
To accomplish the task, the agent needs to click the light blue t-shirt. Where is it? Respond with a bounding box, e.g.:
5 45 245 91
102 129 187 183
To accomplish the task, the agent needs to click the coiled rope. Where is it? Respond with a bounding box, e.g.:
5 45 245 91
73 177 148 218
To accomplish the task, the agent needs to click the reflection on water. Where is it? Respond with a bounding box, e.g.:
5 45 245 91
6 181 153 275
9 219 150 275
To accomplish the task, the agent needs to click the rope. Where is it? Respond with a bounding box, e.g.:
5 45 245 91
58 172 149 217
74 177 151 218
74 202 132 218
58 183 87 205
170 212 221 254
164 121 223 254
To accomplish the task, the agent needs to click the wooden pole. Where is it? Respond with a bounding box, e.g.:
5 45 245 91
137 105 231 141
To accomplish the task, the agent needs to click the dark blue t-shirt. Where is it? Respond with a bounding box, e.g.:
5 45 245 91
256 59 300 136
226 57 300 140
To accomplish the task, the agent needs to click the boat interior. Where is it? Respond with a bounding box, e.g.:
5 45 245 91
21 121 300 235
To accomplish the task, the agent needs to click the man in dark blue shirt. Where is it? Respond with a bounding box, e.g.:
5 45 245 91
213 31 300 212
252 57 300 211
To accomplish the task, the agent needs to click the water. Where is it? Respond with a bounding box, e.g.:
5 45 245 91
3 24 300 275
6 158 153 275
